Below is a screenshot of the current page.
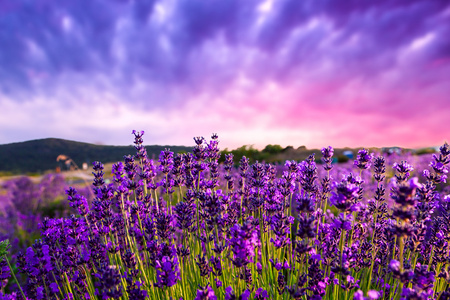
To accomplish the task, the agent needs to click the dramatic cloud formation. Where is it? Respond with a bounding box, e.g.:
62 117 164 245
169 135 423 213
0 0 449 149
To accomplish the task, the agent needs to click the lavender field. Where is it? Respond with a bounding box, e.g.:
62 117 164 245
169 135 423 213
0 131 449 300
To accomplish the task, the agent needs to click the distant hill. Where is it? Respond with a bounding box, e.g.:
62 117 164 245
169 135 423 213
0 138 193 174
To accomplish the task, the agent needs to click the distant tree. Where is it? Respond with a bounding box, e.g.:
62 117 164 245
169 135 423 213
233 145 260 161
262 144 283 154
337 155 350 163
415 148 436 155
220 145 263 164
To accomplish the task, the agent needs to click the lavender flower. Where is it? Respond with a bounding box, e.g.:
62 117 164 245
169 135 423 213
229 221 258 268
270 211 294 248
159 149 174 175
155 210 175 240
224 153 235 190
195 255 211 277
154 256 180 288
224 286 250 300
255 288 269 299
354 149 373 170
92 161 105 187
94 264 123 299
321 146 334 171
329 181 359 212
373 156 386 182
393 161 414 183
391 178 421 209
174 201 194 231
132 130 146 159
298 154 318 194
195 284 217 300
124 154 137 180
354 290 380 300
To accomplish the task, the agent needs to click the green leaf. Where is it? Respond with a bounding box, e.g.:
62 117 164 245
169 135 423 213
0 239 11 258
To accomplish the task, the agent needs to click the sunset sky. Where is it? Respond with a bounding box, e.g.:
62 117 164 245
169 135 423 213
0 0 449 150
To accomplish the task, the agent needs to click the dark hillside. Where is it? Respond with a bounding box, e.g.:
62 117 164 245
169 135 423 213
0 138 192 174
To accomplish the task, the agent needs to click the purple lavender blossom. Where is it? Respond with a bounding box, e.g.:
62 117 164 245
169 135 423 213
321 146 334 171
429 161 448 183
354 290 380 300
270 211 294 248
296 213 317 239
329 181 359 212
132 130 146 158
298 154 318 194
195 255 211 277
354 149 373 170
159 149 174 174
92 161 105 187
255 288 269 299
112 162 125 183
224 153 235 190
391 177 421 208
373 156 386 182
193 137 207 160
94 264 123 299
224 286 250 300
229 221 258 268
0 258 10 283
195 284 217 300
66 187 89 216
210 255 222 277
393 161 414 183
155 256 180 288
174 201 194 231
295 192 315 213
332 213 353 231
206 134 220 161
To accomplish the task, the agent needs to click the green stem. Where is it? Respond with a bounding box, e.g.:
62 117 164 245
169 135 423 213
399 236 404 271
3 255 26 300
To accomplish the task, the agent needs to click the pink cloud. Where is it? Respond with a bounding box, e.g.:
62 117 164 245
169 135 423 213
1 0 449 150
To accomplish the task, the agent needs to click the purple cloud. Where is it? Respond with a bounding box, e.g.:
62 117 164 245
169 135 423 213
0 0 449 148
